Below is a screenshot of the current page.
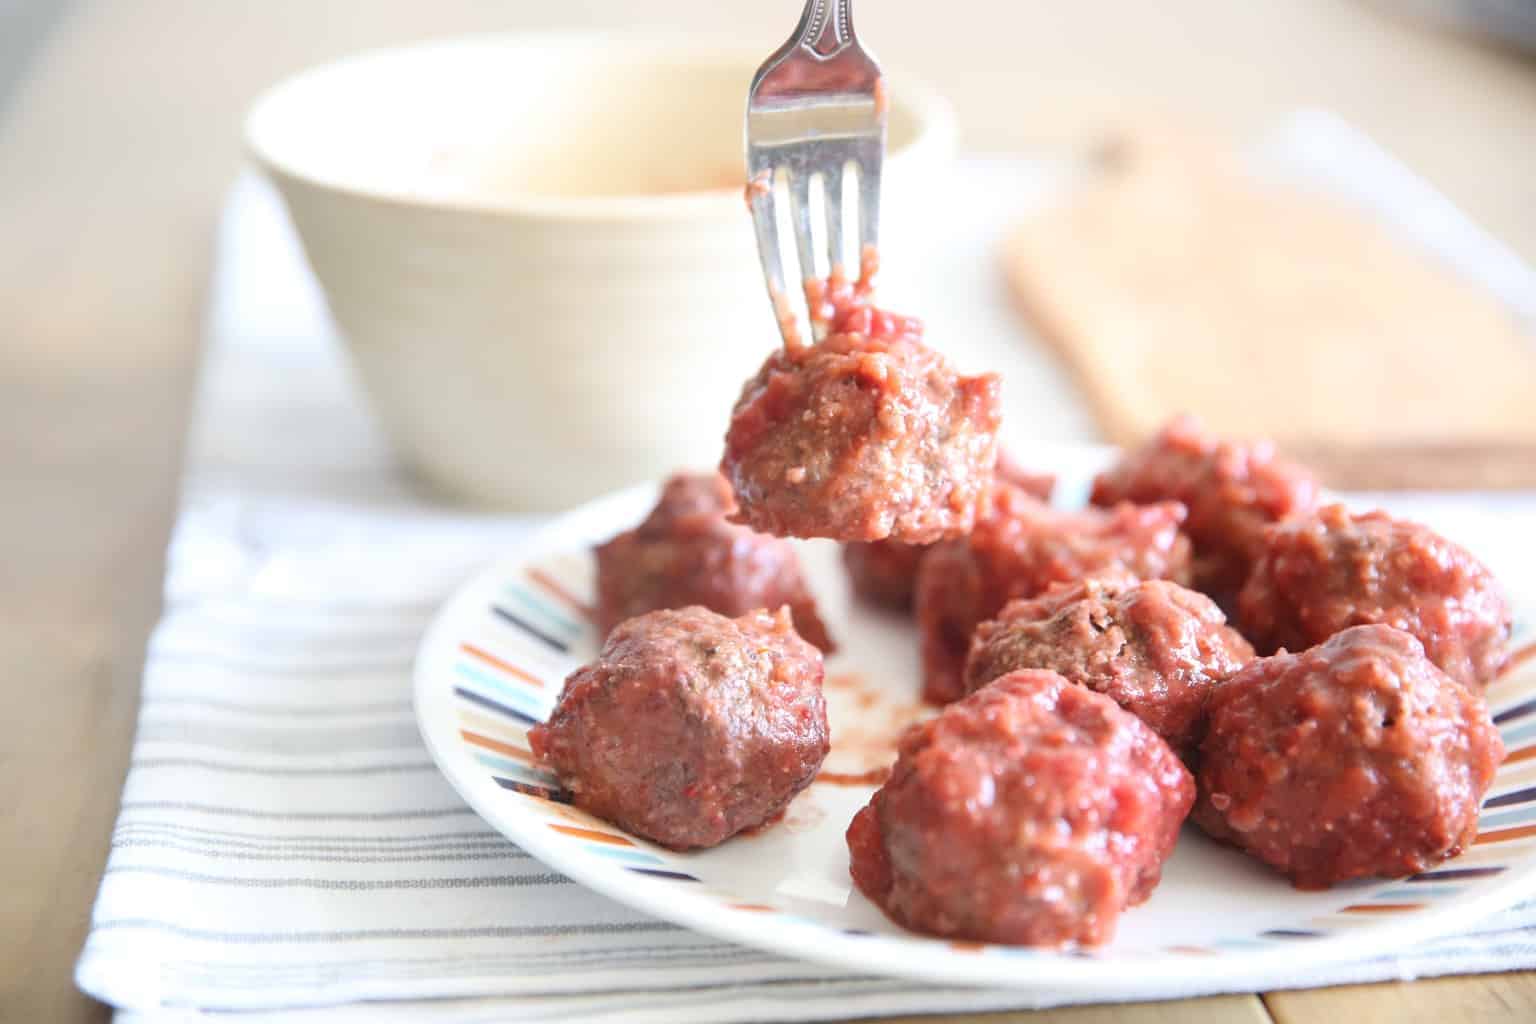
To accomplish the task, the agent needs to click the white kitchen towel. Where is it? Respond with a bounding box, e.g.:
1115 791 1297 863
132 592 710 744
81 117 1536 1020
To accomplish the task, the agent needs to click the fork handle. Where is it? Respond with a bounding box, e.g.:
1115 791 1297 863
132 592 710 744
792 0 856 57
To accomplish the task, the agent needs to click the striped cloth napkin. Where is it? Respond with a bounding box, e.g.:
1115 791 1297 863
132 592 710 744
79 139 1536 1020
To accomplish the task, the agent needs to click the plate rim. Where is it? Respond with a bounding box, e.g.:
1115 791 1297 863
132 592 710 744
413 468 1536 992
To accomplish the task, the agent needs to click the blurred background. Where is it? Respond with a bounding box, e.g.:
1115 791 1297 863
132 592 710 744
5 1 1535 494
4 0 1536 529
5 1 1536 241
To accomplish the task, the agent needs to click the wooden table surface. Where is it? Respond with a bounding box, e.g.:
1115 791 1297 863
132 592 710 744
3 2 1534 1021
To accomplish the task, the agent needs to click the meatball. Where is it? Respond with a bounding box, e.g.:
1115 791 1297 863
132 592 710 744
994 447 1058 505
528 606 828 850
915 486 1192 705
1091 415 1319 607
965 578 1253 757
841 539 928 612
1195 625 1503 889
842 452 1055 612
594 472 833 651
846 670 1193 947
1237 504 1511 689
722 302 1002 544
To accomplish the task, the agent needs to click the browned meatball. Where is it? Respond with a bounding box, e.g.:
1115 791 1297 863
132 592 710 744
1237 504 1511 689
594 472 833 651
528 606 828 850
1091 415 1319 607
841 539 928 611
914 486 1193 705
1195 625 1503 889
994 448 1058 505
965 578 1253 757
847 670 1193 947
721 303 1002 544
842 452 1055 612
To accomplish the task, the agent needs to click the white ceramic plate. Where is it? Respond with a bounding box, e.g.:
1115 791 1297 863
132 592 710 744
415 445 1536 991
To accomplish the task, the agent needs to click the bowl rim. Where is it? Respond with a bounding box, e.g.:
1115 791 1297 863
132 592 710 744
244 32 958 223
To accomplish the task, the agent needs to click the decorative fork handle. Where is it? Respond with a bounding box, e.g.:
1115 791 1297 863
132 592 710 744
753 0 879 104
792 0 855 58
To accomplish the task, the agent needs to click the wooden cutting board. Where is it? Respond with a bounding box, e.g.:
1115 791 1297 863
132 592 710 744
1002 132 1536 489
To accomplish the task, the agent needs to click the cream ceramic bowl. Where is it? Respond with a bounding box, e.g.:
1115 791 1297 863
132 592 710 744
246 35 957 511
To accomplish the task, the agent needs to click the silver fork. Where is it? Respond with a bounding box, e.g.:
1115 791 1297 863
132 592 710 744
745 0 885 344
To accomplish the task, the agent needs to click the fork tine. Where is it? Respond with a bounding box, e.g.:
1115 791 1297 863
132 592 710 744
823 161 846 275
747 0 883 340
747 175 788 311
855 141 882 255
787 170 818 285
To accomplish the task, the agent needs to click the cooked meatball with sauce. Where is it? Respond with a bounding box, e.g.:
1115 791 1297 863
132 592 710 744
842 451 1055 612
841 539 929 612
1195 624 1503 889
1237 504 1511 689
528 606 828 851
914 486 1193 705
722 302 1001 544
965 578 1253 758
594 472 833 651
1090 415 1319 607
846 669 1194 947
